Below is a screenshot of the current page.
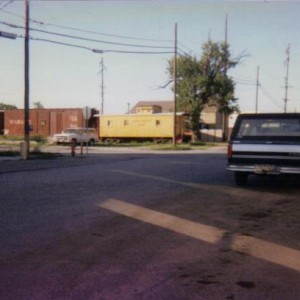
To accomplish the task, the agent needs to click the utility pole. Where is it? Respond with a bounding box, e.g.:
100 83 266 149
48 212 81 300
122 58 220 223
99 58 105 114
225 13 228 47
173 23 177 146
222 13 228 141
24 0 30 159
284 44 290 113
255 66 260 113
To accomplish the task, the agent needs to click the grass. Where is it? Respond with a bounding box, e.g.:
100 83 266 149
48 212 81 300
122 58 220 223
0 150 63 159
0 151 19 157
149 144 192 151
0 136 48 147
29 151 63 159
94 141 153 148
0 137 62 159
149 142 226 151
95 141 226 151
0 136 226 156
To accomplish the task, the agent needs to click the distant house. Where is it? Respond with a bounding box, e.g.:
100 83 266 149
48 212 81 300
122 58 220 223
200 105 226 141
130 101 228 141
130 100 174 114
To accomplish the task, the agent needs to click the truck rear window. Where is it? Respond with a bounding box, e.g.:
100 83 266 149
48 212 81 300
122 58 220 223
236 117 300 138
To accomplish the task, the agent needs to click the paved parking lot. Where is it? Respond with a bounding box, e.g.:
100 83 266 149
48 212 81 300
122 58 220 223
1 149 299 299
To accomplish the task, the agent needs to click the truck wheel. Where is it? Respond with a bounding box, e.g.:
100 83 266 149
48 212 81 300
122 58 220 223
235 171 248 186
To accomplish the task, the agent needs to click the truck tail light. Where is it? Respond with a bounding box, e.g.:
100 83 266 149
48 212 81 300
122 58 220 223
227 144 233 158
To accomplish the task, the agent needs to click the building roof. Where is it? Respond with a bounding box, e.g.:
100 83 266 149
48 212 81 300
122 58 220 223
130 100 174 114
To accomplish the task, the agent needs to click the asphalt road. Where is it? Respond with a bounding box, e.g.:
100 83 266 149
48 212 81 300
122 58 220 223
0 149 299 299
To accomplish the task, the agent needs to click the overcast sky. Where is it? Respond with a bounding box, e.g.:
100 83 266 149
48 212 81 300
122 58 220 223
0 0 299 114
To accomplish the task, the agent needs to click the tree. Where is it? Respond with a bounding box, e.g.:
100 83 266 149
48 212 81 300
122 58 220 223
199 41 239 114
0 102 17 110
33 101 44 109
168 40 241 140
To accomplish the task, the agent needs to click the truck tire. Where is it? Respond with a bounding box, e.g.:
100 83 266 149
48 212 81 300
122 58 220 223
235 171 248 186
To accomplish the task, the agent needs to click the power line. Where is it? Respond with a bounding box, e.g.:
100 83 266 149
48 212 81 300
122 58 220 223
0 8 174 44
177 47 196 57
177 42 196 56
259 84 283 110
234 81 256 86
41 22 174 44
231 76 256 85
28 35 102 53
0 21 174 49
13 34 173 55
42 20 192 54
232 78 256 86
103 49 173 54
0 8 21 20
0 7 195 56
260 67 282 83
0 0 14 10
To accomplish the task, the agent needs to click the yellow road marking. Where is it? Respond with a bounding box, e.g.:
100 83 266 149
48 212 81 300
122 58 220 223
232 235 300 272
100 199 224 244
100 198 300 272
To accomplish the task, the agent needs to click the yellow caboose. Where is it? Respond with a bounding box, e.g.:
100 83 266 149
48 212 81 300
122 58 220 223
99 113 190 142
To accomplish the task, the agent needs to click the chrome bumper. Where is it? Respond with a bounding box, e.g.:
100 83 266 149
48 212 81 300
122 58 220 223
227 164 300 174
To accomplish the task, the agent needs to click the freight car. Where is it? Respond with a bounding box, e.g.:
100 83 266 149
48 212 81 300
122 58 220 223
99 113 191 142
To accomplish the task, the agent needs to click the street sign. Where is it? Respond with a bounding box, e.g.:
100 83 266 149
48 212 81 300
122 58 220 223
82 106 91 120
0 31 17 40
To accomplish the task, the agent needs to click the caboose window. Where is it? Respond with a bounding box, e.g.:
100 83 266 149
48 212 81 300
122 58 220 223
156 120 161 126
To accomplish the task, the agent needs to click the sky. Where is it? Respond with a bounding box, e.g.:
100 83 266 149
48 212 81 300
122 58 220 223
0 0 299 114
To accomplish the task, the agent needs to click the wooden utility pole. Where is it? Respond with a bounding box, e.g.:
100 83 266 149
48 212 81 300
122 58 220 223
225 13 228 46
100 58 105 114
222 13 228 141
255 66 260 113
284 44 290 113
24 0 30 159
173 23 177 146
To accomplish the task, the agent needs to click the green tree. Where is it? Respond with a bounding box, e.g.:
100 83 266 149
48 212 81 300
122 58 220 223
0 102 17 110
33 101 44 109
168 40 241 140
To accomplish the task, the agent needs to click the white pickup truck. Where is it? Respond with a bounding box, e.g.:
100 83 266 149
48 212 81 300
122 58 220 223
52 128 99 146
227 113 300 185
